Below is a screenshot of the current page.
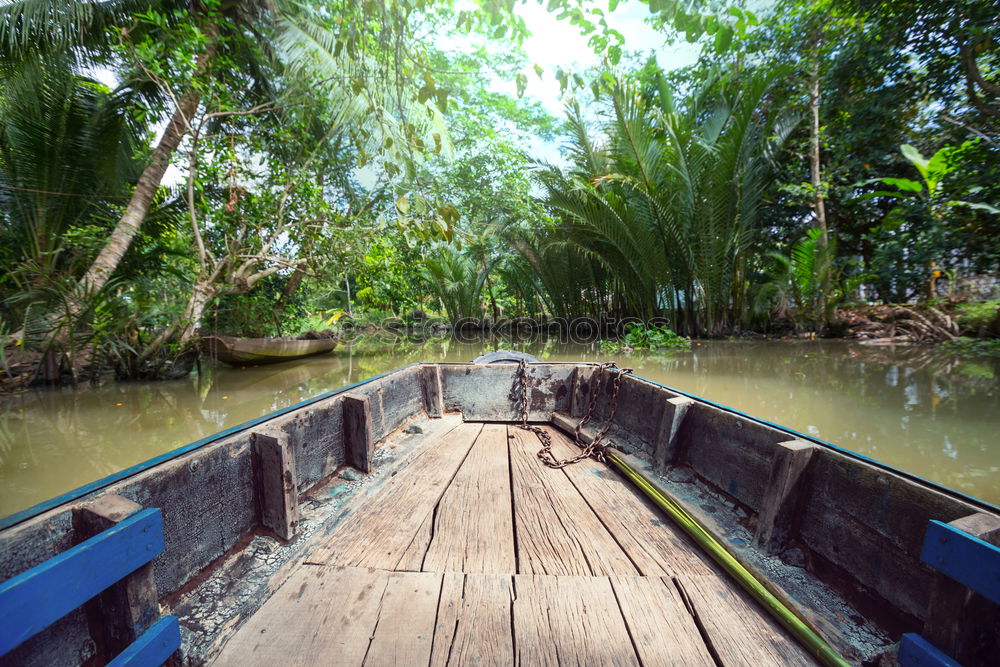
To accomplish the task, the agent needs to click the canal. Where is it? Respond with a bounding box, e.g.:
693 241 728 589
1 338 998 519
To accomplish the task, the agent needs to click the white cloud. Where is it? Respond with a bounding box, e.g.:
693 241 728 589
514 1 701 118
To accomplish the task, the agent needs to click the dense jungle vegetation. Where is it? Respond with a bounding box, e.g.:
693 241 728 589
1 0 998 385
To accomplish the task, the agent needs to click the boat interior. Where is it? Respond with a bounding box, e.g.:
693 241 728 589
1 362 998 666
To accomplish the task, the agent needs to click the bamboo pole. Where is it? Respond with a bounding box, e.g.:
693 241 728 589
603 447 849 667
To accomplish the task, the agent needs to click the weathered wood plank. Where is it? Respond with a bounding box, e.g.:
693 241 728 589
396 512 434 572
252 431 301 541
308 423 483 569
429 573 514 667
507 426 637 576
653 396 694 471
753 439 817 555
675 574 818 665
541 426 716 577
922 513 1000 664
73 495 162 661
610 576 715 667
421 365 444 418
342 393 374 473
364 571 442 666
212 566 391 666
568 366 584 417
0 508 164 657
512 575 638 666
421 424 515 574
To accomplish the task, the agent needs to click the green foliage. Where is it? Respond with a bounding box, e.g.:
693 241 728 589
942 337 1000 358
955 300 1000 331
862 142 998 302
599 323 691 352
420 244 485 322
755 228 864 329
532 68 797 335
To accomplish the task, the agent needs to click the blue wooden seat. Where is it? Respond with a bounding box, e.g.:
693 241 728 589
899 519 1000 666
0 507 180 665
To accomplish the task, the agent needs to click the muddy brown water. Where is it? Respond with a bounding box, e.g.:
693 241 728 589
1 338 998 519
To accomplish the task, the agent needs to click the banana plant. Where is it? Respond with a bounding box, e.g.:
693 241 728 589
860 143 999 216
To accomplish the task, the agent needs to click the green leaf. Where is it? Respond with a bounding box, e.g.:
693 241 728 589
534 63 544 79
515 72 527 98
609 0 619 11
900 144 930 181
715 25 733 52
879 177 923 193
949 200 1000 214
857 191 906 201
396 195 410 214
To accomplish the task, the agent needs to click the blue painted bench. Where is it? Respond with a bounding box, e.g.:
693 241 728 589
899 519 1000 666
0 506 180 665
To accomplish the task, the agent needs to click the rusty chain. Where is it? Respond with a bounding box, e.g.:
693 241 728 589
515 359 632 469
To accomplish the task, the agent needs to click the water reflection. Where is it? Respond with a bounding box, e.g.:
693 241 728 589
1 338 997 518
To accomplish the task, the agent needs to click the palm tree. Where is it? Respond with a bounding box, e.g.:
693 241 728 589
0 58 147 281
421 244 486 322
535 70 798 335
0 0 453 313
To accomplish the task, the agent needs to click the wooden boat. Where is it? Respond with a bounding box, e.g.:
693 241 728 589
200 334 338 365
2 357 998 666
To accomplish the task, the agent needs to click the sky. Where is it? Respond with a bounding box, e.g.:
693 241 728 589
447 1 702 168
512 1 700 119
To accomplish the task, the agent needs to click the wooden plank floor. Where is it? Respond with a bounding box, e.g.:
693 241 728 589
215 424 818 666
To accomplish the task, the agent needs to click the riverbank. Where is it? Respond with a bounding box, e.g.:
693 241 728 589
3 301 999 394
2 338 997 519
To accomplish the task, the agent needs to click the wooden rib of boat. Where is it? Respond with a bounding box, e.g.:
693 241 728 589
1 358 998 666
200 334 338 365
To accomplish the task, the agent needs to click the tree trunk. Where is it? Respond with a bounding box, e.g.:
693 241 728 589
809 50 830 330
177 280 215 344
276 266 306 312
809 57 828 246
76 23 219 301
484 267 499 322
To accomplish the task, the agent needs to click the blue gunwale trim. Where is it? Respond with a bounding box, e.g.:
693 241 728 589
898 633 961 667
920 519 1000 604
107 615 180 667
3 359 996 531
0 364 419 531
0 507 164 655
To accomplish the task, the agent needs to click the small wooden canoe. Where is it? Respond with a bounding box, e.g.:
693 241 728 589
1 358 998 666
200 335 338 365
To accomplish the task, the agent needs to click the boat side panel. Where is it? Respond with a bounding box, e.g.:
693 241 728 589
799 450 979 621
675 402 781 511
267 397 345 492
439 364 573 421
0 513 93 667
366 366 425 441
0 434 258 667
570 370 686 457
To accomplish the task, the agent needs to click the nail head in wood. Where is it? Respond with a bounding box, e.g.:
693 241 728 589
343 393 374 473
72 495 160 661
252 431 301 542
